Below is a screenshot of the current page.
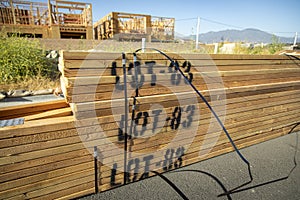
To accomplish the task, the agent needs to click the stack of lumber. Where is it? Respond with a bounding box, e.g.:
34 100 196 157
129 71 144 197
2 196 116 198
0 100 71 121
0 117 98 200
0 100 98 200
59 51 300 192
0 51 299 199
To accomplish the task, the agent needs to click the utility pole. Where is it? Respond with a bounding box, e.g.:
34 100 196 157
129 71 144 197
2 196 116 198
293 32 298 47
195 17 200 50
142 38 146 53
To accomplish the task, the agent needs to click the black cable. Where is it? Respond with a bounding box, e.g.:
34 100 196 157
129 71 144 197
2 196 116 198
284 53 300 61
284 53 300 67
219 124 299 196
218 53 300 196
122 50 299 198
134 47 253 182
288 122 300 134
149 171 189 200
122 50 300 199
289 125 299 176
173 170 232 200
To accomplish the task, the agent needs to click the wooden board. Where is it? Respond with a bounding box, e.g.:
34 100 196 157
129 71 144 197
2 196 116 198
1 51 299 200
60 51 297 60
0 100 69 120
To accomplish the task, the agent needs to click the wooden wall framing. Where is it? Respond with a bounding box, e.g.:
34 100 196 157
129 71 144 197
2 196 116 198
0 0 93 39
93 12 175 42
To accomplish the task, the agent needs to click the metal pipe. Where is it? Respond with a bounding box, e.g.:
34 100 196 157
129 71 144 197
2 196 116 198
93 146 99 193
122 53 129 185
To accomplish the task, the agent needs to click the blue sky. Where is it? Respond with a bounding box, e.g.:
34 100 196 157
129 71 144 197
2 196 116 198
30 0 300 37
87 0 299 37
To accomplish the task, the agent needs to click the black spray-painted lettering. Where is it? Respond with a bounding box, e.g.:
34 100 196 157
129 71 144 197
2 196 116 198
184 72 194 84
145 61 157 86
110 163 122 186
113 60 194 89
110 147 185 186
125 158 140 183
183 105 195 128
134 111 149 137
111 61 117 76
127 62 134 75
162 148 175 171
182 61 191 73
118 115 125 141
140 155 154 179
130 61 144 89
115 76 124 91
152 109 163 133
171 73 182 86
168 60 180 71
170 106 182 130
174 147 185 168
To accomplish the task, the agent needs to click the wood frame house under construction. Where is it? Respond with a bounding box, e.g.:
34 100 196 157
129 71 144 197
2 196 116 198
0 0 93 39
93 12 175 42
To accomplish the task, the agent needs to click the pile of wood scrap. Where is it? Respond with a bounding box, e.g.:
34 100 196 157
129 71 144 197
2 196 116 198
0 51 299 199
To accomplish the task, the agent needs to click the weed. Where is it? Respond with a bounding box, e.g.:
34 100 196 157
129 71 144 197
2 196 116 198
268 35 283 54
0 31 59 90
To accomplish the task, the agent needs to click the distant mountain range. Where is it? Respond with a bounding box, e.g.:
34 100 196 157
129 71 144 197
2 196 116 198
176 28 295 44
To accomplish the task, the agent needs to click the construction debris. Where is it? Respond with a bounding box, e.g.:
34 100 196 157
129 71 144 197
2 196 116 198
31 89 54 96
7 89 32 97
0 93 5 100
0 118 24 128
0 89 55 101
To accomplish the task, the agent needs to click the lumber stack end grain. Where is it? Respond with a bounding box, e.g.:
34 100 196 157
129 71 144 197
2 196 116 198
0 51 299 199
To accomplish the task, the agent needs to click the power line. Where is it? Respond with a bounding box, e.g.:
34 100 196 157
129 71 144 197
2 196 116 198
175 16 299 37
200 17 244 29
175 17 198 21
176 16 244 29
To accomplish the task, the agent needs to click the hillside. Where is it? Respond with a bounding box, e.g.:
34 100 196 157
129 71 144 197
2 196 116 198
178 28 294 44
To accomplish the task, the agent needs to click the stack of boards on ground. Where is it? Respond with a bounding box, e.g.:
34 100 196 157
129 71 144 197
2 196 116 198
0 100 79 200
1 51 300 199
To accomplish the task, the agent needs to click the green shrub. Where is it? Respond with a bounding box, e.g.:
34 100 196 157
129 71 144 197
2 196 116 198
268 35 283 54
0 32 58 84
233 39 284 55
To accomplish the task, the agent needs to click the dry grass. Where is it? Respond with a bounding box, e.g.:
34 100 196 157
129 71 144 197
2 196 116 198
0 37 283 92
0 77 60 92
37 38 214 53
